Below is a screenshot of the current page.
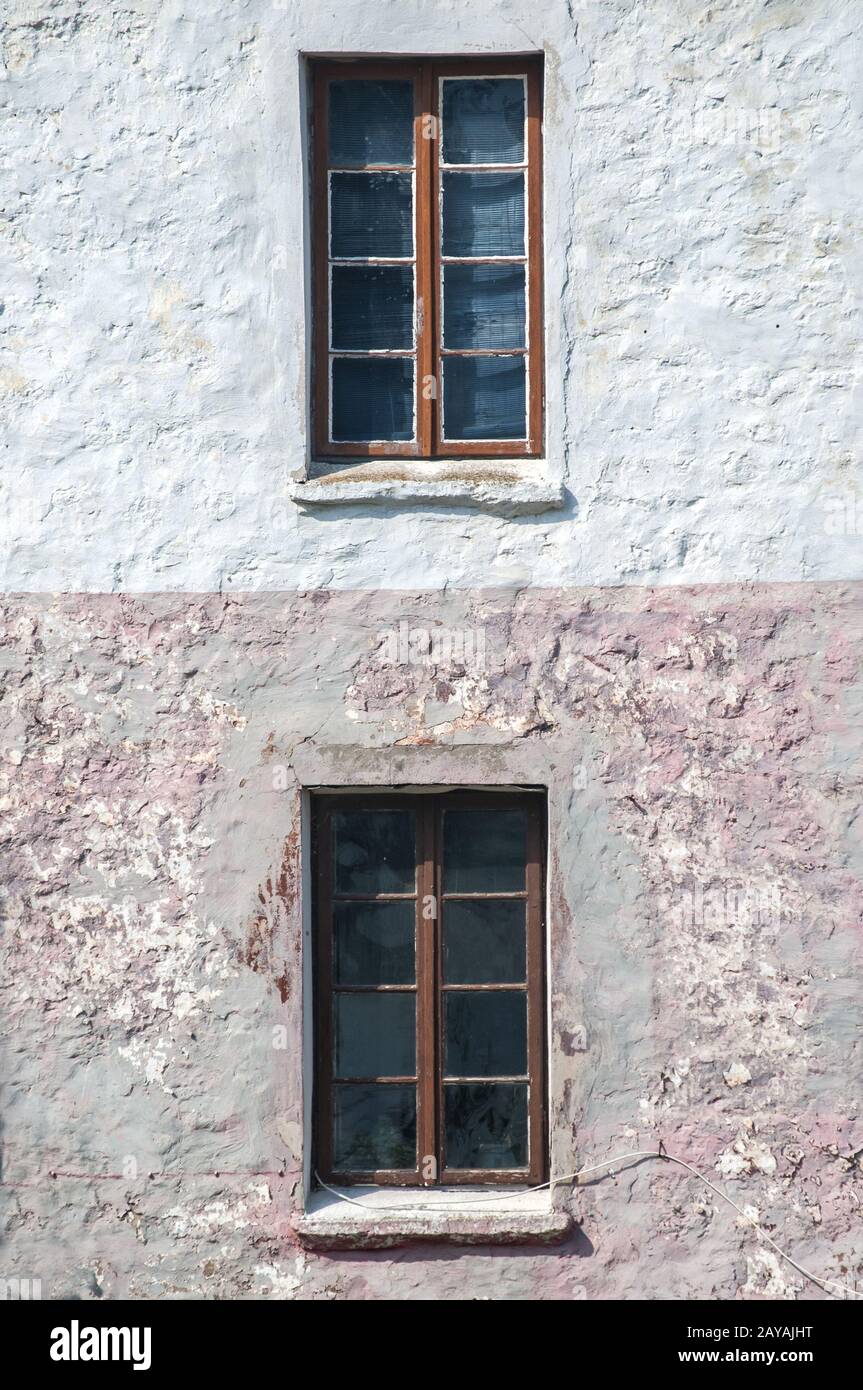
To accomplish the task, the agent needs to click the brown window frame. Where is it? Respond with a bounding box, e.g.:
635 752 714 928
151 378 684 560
313 791 547 1187
312 57 544 460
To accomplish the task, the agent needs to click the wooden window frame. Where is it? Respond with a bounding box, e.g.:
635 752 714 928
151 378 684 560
313 791 547 1188
312 57 544 460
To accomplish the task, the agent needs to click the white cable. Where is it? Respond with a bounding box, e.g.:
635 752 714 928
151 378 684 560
314 1149 863 1301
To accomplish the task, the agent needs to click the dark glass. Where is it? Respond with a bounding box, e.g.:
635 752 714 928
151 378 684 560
333 1084 416 1170
335 993 416 1078
444 992 527 1077
330 172 413 258
328 80 414 166
442 808 527 892
331 358 414 442
441 171 525 257
443 265 525 350
330 265 413 351
441 78 525 165
332 810 416 893
444 900 525 984
444 1083 528 1169
334 901 415 986
442 356 526 441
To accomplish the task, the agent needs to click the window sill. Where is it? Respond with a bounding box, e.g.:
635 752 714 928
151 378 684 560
289 459 565 516
291 1187 573 1250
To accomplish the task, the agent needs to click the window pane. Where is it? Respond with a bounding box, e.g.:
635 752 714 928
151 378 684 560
332 809 416 893
333 1084 416 1170
441 171 525 257
443 265 525 350
331 265 413 350
444 1083 528 1169
329 79 414 166
443 808 527 892
444 992 527 1077
444 901 525 984
334 902 415 986
441 77 525 165
331 358 414 442
442 356 526 441
331 172 413 258
335 993 416 1078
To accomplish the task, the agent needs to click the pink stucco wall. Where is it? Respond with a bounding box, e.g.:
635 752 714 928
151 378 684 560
2 584 861 1298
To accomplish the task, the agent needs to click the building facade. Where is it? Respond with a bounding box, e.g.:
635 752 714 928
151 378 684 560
2 0 862 1299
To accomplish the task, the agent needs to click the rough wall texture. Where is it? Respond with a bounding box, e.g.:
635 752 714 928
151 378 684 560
3 0 862 1304
2 0 863 590
2 586 861 1299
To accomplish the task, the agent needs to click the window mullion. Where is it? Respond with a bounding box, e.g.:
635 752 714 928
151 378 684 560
429 61 443 457
415 62 435 459
416 796 438 1182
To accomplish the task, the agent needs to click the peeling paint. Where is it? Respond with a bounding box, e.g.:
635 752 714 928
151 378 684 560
1 587 860 1299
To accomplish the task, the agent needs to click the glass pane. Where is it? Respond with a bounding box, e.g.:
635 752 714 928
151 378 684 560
441 171 525 257
331 172 413 258
443 808 527 892
444 901 525 984
331 265 413 350
333 809 416 893
331 358 414 442
442 356 526 441
335 993 416 1077
333 1084 416 1170
443 265 525 350
334 901 415 985
329 79 414 166
445 992 527 1076
441 77 525 165
444 1083 528 1169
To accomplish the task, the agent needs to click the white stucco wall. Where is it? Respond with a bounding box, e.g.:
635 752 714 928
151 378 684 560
3 0 862 591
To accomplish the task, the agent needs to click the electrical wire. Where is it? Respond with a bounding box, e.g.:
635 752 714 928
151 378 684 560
314 1147 862 1301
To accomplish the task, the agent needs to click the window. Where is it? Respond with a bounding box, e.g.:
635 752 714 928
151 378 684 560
313 792 546 1186
312 58 543 459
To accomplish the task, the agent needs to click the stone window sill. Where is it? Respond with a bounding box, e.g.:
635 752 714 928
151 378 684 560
291 1186 573 1250
289 459 564 516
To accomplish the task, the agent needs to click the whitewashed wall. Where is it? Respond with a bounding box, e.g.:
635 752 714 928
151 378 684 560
3 0 862 590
